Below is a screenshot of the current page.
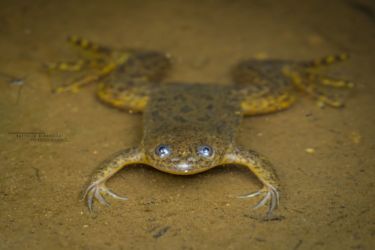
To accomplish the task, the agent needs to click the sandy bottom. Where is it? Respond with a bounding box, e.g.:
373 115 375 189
0 0 374 249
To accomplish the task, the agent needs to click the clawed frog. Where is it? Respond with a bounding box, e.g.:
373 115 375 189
49 37 352 218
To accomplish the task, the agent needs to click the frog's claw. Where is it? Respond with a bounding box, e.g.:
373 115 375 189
83 181 128 212
82 148 144 212
238 185 279 217
224 147 280 218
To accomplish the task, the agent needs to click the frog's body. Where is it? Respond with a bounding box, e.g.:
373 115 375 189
143 84 242 175
49 37 352 218
84 82 281 217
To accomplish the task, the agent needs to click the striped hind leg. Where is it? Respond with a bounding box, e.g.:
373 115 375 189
96 77 151 113
232 59 296 115
46 59 86 72
47 36 129 93
46 58 118 93
46 59 93 93
239 84 296 115
96 50 171 112
66 35 113 58
301 53 349 68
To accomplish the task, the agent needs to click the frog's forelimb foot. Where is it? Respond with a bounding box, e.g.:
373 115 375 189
238 185 279 216
82 147 144 212
83 181 128 212
224 146 280 218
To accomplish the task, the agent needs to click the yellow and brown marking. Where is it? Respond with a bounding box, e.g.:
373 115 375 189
46 37 171 96
79 52 352 218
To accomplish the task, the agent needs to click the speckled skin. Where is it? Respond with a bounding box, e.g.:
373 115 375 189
143 84 242 175
84 81 282 217
65 38 352 218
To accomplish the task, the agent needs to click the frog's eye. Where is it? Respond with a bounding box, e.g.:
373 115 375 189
197 145 213 158
155 144 172 158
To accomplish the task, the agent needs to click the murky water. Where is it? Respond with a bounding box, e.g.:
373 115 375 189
0 0 374 249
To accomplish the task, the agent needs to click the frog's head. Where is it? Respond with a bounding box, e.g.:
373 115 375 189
143 130 226 175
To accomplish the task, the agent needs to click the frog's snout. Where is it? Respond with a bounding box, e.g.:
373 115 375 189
175 161 192 171
171 157 193 168
168 156 199 172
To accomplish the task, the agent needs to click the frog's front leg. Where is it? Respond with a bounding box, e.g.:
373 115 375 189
82 147 145 212
224 146 280 218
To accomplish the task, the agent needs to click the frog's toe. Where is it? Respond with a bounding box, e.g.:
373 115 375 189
238 185 279 217
83 181 127 212
237 189 262 199
106 188 128 201
318 75 354 89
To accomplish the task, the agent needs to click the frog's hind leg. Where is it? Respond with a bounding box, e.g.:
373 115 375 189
67 35 112 58
232 60 296 115
283 53 354 108
46 36 126 93
96 51 171 113
224 146 280 219
47 59 86 72
301 53 349 68
97 77 152 113
46 59 117 93
46 59 93 93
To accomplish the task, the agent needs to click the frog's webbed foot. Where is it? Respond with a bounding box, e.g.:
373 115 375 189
238 185 279 217
224 147 280 218
283 53 354 108
46 36 170 95
46 60 110 94
82 147 144 212
82 181 128 212
45 36 127 94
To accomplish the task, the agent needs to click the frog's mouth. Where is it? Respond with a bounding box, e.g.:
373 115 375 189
175 161 192 172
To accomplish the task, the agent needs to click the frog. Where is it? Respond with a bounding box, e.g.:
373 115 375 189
49 36 354 219
75 37 352 218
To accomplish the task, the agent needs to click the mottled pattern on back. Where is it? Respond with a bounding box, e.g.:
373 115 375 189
70 39 353 218
143 84 242 143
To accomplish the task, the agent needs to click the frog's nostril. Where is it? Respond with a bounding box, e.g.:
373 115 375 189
187 157 198 162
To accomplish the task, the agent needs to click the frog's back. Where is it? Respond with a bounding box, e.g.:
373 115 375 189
143 83 242 143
